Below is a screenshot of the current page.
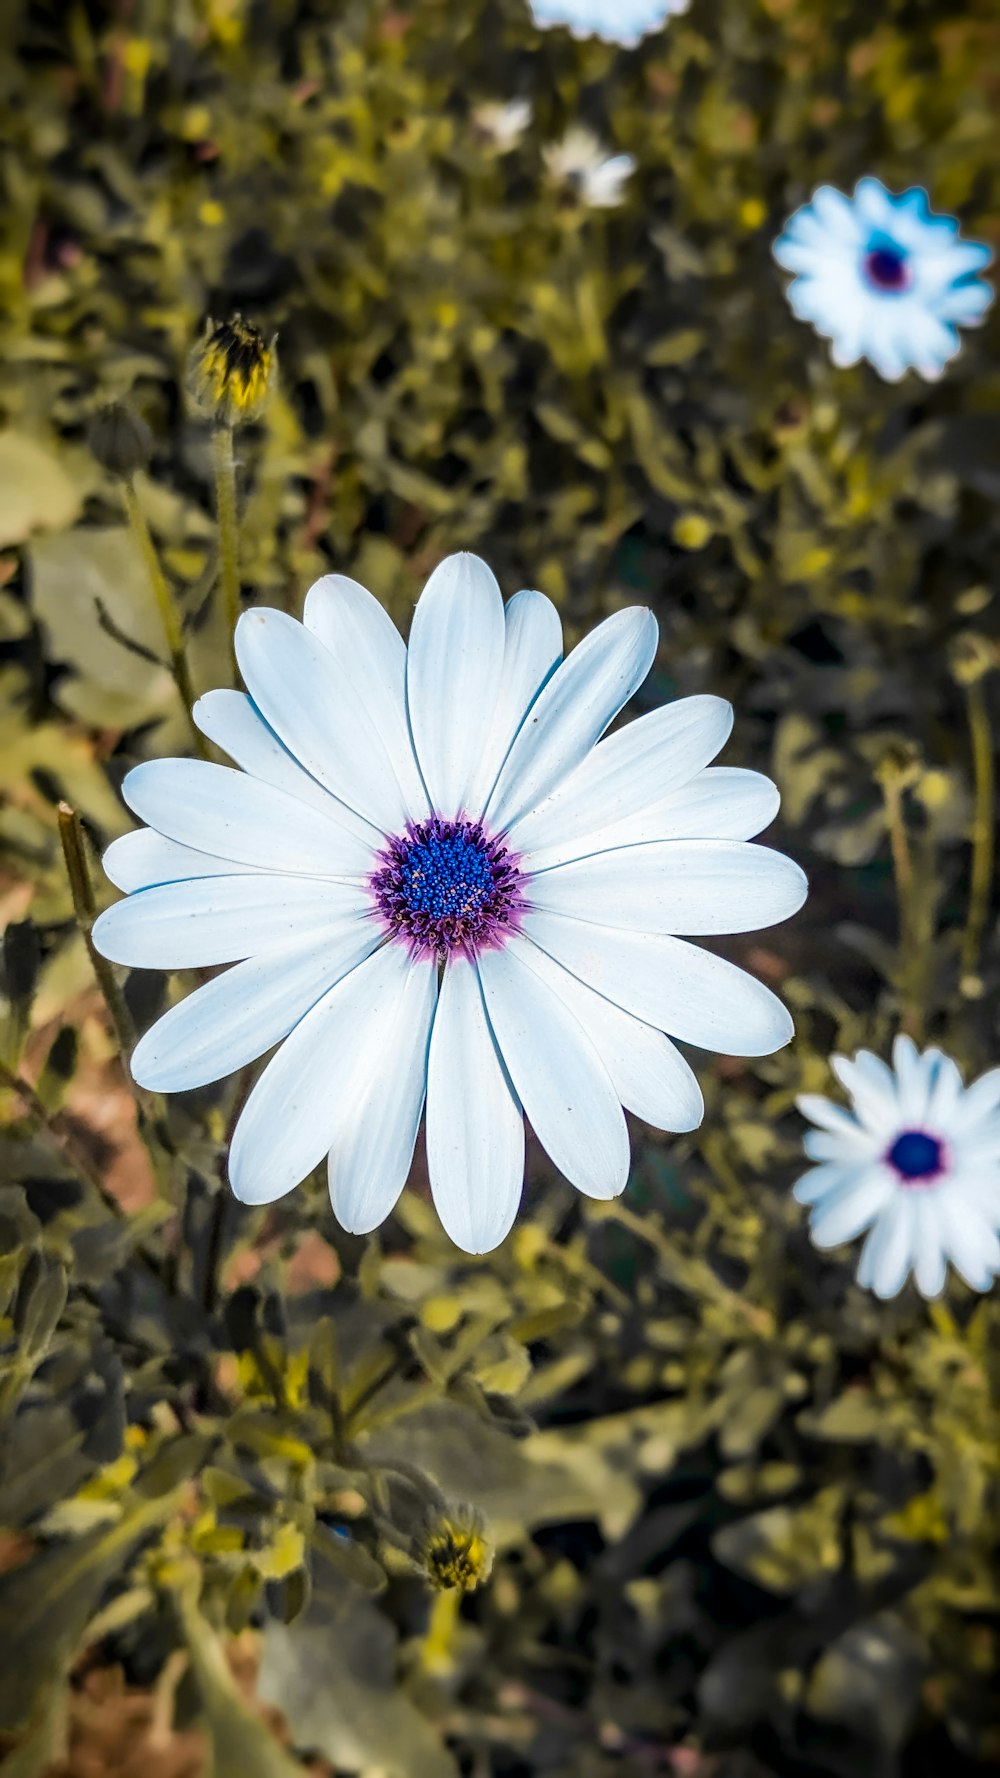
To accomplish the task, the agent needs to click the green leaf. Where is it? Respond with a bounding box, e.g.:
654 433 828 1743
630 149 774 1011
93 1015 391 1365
28 526 175 727
178 1585 310 1778
0 432 85 548
0 1489 181 1731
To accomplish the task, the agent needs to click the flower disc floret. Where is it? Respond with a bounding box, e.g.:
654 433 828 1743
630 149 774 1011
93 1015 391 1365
863 244 911 292
887 1129 944 1182
371 817 523 959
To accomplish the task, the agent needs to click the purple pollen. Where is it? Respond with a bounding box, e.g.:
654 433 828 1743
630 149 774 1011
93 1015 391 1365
886 1129 944 1184
863 244 911 293
370 817 524 961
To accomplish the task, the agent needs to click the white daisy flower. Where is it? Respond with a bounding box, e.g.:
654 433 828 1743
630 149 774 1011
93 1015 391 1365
472 99 533 153
543 127 636 210
530 0 689 45
796 1036 1000 1300
94 554 806 1253
773 178 994 382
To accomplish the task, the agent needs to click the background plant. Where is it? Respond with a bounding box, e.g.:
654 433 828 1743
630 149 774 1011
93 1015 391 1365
0 0 998 1774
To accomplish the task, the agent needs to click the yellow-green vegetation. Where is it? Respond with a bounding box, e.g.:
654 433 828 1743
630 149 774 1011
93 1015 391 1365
0 1 998 1775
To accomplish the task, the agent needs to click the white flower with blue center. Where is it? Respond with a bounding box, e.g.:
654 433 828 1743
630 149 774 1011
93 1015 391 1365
94 554 806 1253
796 1037 1000 1299
529 0 688 45
773 179 993 382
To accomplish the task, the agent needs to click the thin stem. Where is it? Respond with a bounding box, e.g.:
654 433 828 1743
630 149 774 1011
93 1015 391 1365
880 776 924 1040
57 804 175 1199
122 479 207 757
212 422 241 679
59 803 136 1055
419 1587 460 1675
961 676 995 982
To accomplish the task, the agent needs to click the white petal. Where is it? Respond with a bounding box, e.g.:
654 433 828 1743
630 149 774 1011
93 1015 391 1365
939 1197 1000 1292
934 281 992 325
121 760 376 878
527 839 807 935
228 942 413 1206
425 955 524 1252
93 875 371 969
923 1053 966 1132
303 573 430 819
404 553 505 818
502 939 703 1131
911 1196 948 1298
808 1167 892 1248
857 1195 914 1299
792 1163 860 1208
479 938 629 1198
796 1094 866 1141
464 589 563 817
507 685 719 869
194 688 382 842
814 184 866 244
830 1050 899 1136
516 765 780 871
954 1066 1000 1130
523 909 793 1056
328 955 438 1235
103 830 259 893
803 1128 878 1164
131 925 381 1092
486 606 659 834
235 607 410 833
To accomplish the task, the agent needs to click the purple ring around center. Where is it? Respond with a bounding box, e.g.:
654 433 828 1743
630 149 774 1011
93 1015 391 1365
369 815 527 962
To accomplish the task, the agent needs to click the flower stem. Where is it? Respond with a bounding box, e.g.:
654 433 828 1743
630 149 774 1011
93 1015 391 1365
57 803 175 1198
419 1587 460 1675
212 422 241 679
879 774 924 1040
961 675 995 983
59 802 136 1056
123 478 207 758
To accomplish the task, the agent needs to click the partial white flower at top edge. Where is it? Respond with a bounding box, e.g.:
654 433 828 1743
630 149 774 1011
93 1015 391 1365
530 0 690 46
543 127 636 209
93 554 807 1255
773 179 994 383
795 1036 1000 1300
472 99 533 154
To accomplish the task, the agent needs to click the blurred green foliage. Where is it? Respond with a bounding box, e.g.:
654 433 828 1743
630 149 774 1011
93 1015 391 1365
1 0 999 1774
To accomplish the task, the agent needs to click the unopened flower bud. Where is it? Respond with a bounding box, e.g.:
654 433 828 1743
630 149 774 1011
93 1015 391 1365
413 1503 493 1593
89 402 153 480
188 314 277 425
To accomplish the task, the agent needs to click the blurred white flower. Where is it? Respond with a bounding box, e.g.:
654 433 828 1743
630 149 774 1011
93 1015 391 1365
796 1036 1000 1299
543 127 636 209
95 554 806 1254
472 98 533 153
530 0 689 45
773 178 994 382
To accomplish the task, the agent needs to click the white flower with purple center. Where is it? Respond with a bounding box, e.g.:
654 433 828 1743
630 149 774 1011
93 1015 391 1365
93 554 806 1253
796 1037 1000 1299
773 179 993 382
529 0 689 45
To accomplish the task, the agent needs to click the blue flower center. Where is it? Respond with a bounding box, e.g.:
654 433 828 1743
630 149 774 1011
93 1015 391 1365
863 244 911 293
397 828 496 922
370 817 522 959
887 1129 943 1181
